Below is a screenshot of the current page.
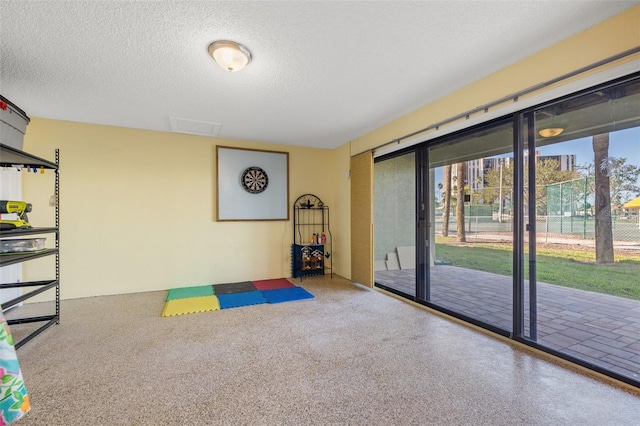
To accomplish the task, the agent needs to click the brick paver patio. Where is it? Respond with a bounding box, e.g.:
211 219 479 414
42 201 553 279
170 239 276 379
375 266 640 382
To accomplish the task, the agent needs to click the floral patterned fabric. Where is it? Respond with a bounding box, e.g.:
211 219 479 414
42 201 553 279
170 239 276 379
0 313 29 425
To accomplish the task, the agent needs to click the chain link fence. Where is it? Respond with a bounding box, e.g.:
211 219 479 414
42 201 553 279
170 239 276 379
436 215 640 243
544 177 640 242
535 215 640 242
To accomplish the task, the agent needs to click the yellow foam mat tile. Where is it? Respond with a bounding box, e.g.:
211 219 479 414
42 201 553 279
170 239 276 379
162 295 220 317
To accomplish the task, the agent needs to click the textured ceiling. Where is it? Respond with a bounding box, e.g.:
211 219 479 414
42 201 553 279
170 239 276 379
0 1 637 149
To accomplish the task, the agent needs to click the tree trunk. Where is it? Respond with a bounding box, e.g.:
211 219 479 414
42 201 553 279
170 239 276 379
593 133 614 263
456 162 466 243
442 165 452 237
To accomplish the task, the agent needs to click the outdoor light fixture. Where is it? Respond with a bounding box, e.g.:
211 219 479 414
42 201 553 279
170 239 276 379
208 40 252 72
538 127 564 138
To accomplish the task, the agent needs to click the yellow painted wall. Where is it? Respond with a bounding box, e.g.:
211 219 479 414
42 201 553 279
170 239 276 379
330 143 352 279
22 119 334 299
334 5 640 277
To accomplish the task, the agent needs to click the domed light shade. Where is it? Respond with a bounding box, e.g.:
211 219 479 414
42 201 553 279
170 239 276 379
538 127 564 138
208 40 252 72
537 109 566 138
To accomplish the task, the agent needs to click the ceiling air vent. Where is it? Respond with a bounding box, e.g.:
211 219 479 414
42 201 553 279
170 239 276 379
169 117 221 137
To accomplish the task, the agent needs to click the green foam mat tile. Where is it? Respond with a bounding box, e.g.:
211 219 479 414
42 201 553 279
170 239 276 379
166 285 214 301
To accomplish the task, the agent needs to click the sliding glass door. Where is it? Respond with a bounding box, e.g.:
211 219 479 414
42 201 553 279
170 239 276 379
373 73 640 387
525 76 640 383
427 120 515 332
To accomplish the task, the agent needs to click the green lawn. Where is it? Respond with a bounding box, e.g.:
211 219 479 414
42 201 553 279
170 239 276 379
435 238 640 300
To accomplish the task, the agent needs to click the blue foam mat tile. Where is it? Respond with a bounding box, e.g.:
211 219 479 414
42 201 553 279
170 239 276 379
261 286 315 304
217 291 267 309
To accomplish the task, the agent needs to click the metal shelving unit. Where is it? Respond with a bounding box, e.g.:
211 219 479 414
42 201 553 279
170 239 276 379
0 143 60 349
291 194 332 280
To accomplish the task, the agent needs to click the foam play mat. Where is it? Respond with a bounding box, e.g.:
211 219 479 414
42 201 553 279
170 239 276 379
161 278 314 317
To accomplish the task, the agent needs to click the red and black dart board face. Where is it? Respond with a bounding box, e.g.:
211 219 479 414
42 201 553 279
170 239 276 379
241 167 269 194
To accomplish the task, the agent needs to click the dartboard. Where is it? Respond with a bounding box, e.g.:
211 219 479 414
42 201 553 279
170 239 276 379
241 167 269 194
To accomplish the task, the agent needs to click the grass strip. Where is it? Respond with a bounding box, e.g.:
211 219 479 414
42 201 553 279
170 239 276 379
434 240 640 300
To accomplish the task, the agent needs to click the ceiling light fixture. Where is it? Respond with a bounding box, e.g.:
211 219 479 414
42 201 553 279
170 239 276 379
538 127 564 138
208 40 252 72
536 109 566 138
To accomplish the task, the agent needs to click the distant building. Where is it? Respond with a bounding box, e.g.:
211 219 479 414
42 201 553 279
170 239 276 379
450 152 576 196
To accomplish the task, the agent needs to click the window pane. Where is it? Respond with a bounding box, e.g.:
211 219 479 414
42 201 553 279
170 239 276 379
429 121 514 332
374 152 416 296
530 76 640 384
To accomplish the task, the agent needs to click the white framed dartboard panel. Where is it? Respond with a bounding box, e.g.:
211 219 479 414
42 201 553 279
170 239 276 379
216 145 289 221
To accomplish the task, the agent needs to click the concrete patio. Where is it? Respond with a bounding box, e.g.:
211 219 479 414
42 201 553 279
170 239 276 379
375 266 640 384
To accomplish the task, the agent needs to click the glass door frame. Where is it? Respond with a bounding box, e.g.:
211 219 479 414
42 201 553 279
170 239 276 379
372 147 419 300
413 117 519 337
375 114 537 339
512 111 538 341
512 73 640 389
524 111 538 341
416 147 429 303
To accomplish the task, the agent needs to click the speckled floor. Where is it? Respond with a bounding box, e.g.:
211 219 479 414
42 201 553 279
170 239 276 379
8 275 640 425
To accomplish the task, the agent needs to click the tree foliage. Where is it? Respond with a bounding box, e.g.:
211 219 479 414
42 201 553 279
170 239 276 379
481 158 580 215
578 157 640 206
